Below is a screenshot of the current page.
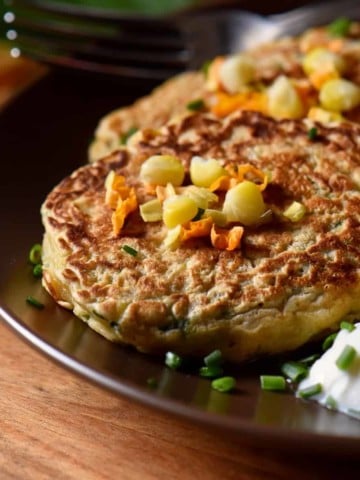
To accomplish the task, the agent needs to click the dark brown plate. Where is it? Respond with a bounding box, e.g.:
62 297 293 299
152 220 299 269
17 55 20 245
1 72 360 455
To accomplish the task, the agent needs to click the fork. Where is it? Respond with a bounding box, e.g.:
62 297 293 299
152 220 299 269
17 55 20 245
3 0 360 81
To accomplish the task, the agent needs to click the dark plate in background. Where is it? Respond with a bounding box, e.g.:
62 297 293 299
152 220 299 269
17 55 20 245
1 72 360 455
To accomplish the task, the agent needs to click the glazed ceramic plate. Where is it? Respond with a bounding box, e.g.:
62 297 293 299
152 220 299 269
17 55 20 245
1 72 360 456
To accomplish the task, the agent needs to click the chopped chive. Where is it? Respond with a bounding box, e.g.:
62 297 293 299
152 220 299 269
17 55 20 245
260 375 286 391
192 207 205 222
307 127 318 141
186 99 205 112
204 349 223 367
211 376 236 393
340 321 355 332
147 377 158 389
120 126 138 145
122 245 138 257
297 353 320 366
165 351 182 370
336 344 357 371
281 361 308 383
201 59 211 77
327 17 351 37
26 296 44 309
322 332 337 351
32 263 43 278
199 365 223 378
325 395 338 410
298 383 322 399
29 243 42 265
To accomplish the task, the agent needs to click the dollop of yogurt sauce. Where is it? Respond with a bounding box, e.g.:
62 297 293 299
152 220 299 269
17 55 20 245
296 323 360 419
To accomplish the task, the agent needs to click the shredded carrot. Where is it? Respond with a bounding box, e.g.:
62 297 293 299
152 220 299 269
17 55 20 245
328 38 345 53
308 68 339 90
209 163 268 192
181 217 213 242
112 189 138 235
210 91 267 118
210 224 244 251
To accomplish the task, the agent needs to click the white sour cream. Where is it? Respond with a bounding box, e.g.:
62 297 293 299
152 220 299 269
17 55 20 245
296 323 360 419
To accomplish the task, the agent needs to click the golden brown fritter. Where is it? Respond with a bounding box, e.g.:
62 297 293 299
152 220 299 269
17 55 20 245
42 110 360 361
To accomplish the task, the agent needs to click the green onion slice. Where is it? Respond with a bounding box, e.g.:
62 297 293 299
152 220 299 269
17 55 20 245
322 332 337 351
201 59 211 77
298 383 322 399
281 361 308 383
211 376 236 393
192 207 205 222
327 17 351 37
120 126 138 145
165 351 182 370
336 344 357 371
325 395 338 410
199 365 223 378
260 375 286 391
186 99 205 112
297 353 320 366
307 127 318 141
26 296 44 309
340 321 355 332
29 243 42 265
32 264 43 278
204 349 223 367
122 245 138 257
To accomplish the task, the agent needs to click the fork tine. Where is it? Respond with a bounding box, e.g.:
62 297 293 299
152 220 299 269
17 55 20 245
4 0 190 79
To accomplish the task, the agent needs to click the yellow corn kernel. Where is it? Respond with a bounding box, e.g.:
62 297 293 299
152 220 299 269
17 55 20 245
204 209 228 227
163 225 182 249
267 75 304 119
163 195 198 228
283 201 306 222
302 48 346 77
190 156 226 188
182 185 218 209
219 54 256 94
319 78 360 112
222 180 266 226
307 106 344 123
139 199 163 222
140 155 185 186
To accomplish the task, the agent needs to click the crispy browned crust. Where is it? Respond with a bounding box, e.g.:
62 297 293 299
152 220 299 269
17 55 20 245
88 24 360 162
42 110 360 361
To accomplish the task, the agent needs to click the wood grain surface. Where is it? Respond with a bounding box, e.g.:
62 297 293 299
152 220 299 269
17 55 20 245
0 321 360 480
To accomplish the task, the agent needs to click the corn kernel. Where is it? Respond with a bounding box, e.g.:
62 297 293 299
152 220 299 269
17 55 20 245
139 199 163 222
190 156 226 188
219 54 256 94
307 106 344 123
283 201 306 222
319 78 360 112
183 185 218 209
222 181 266 226
140 155 185 186
267 75 304 119
204 209 228 227
302 48 346 76
163 225 182 249
163 195 198 228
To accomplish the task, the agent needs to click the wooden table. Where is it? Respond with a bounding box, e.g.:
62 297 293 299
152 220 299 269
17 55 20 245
1 46 360 480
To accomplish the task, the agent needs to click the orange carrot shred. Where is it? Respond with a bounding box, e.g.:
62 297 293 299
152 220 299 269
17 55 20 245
210 224 244 251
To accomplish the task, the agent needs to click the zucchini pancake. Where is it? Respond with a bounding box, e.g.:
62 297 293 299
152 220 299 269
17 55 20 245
42 109 360 362
89 19 360 162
